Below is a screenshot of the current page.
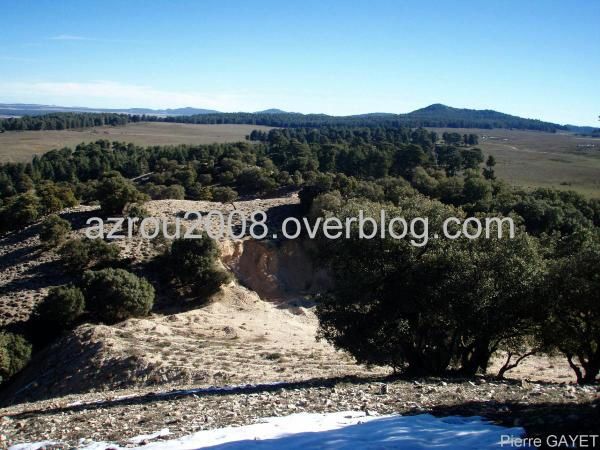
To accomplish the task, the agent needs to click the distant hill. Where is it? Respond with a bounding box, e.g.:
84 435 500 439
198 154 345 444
254 108 289 114
0 103 219 117
564 124 600 136
162 107 220 115
158 104 579 132
1 102 596 133
403 104 570 132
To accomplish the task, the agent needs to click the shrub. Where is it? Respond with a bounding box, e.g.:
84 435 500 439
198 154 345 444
141 183 164 200
36 181 77 214
81 268 155 324
462 175 493 204
32 285 85 332
164 184 185 199
124 204 150 233
39 214 71 248
59 238 120 272
173 168 197 188
188 185 213 200
0 192 41 231
0 332 32 384
160 236 230 299
211 186 238 203
125 203 150 220
299 177 333 213
236 167 277 195
95 172 147 215
197 174 213 185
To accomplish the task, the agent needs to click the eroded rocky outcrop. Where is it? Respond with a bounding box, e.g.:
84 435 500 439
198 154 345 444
221 238 331 300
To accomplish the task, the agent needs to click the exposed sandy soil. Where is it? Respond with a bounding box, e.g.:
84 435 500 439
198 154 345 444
0 281 384 406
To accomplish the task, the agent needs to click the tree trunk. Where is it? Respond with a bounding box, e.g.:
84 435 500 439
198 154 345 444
580 357 599 385
460 343 491 377
497 351 536 379
566 355 584 384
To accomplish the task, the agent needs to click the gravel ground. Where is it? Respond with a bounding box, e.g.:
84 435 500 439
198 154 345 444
1 376 598 449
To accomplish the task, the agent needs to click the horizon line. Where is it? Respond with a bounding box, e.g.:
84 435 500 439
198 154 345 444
0 101 598 128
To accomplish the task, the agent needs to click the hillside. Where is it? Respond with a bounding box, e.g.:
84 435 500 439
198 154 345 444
0 197 382 402
3 103 596 133
0 197 596 449
405 104 570 132
151 104 594 132
254 108 290 114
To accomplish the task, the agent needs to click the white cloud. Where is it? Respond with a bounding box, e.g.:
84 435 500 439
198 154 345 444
49 34 91 41
48 35 141 44
0 80 254 111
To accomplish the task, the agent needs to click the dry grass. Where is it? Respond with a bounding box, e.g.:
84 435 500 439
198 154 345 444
0 122 273 162
429 128 600 197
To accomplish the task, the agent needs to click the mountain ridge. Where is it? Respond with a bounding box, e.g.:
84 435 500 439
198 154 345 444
0 103 218 116
0 103 596 132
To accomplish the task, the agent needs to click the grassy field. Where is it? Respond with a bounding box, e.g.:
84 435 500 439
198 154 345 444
429 128 600 197
0 122 273 163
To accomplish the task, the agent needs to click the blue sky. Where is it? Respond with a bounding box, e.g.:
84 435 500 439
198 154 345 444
0 0 598 125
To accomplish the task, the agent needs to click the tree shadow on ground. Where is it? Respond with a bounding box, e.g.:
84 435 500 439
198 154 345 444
0 226 42 272
425 399 600 449
0 254 68 298
60 208 102 232
2 374 387 412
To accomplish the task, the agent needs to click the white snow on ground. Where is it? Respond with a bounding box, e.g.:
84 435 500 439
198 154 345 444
128 428 171 444
10 411 526 450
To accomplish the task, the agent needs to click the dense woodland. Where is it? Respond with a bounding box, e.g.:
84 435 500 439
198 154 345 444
0 113 133 131
0 123 599 386
154 111 566 131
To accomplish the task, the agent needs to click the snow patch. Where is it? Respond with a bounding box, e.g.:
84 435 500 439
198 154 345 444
129 427 171 444
10 411 526 450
